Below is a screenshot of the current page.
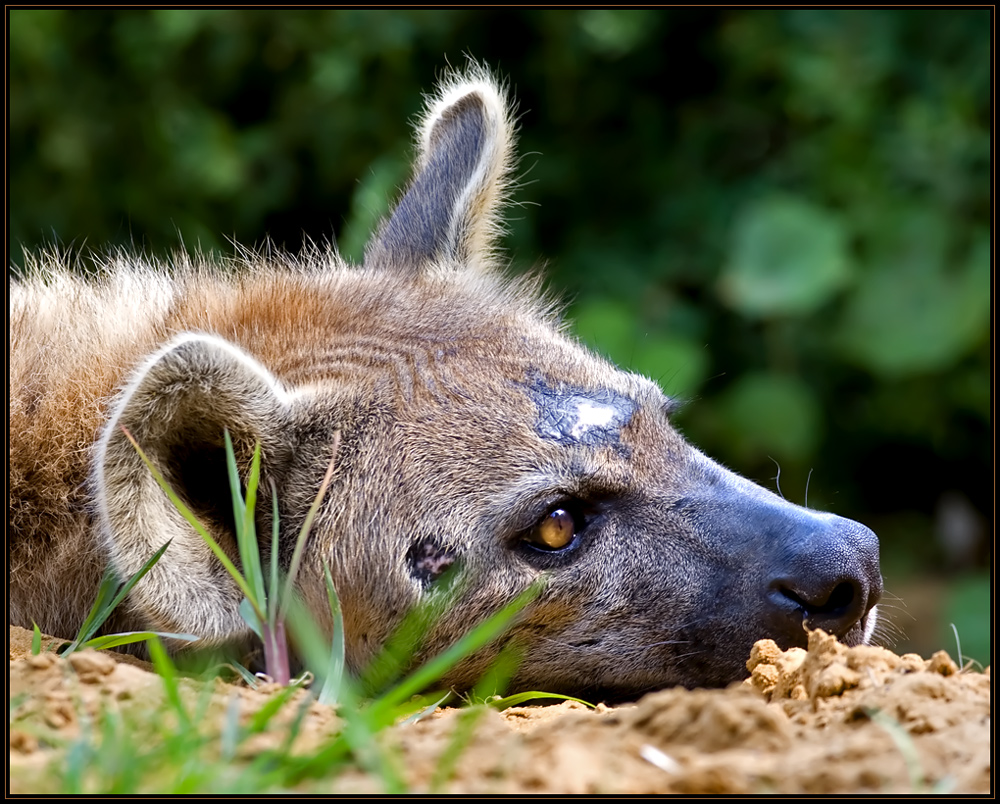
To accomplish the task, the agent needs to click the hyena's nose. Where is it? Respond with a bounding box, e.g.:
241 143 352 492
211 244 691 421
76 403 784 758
764 514 882 645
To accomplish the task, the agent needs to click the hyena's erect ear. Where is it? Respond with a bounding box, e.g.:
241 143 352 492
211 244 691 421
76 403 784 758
365 66 516 274
94 333 293 647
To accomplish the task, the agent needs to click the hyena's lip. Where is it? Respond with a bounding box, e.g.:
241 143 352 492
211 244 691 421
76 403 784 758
849 602 880 647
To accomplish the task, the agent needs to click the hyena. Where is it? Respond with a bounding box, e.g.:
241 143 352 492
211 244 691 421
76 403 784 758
9 66 881 697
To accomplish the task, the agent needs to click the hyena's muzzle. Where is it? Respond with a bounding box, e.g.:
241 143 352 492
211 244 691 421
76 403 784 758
666 451 882 687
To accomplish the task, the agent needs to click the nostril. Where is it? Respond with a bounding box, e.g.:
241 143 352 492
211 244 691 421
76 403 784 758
780 580 857 617
757 512 881 647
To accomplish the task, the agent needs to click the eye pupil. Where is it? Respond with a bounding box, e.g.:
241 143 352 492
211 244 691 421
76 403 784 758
535 507 576 550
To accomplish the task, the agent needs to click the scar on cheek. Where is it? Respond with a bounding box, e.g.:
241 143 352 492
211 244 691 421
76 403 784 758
407 536 458 587
523 375 637 448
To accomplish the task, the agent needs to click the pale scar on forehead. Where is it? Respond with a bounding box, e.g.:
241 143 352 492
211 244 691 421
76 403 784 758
522 374 637 450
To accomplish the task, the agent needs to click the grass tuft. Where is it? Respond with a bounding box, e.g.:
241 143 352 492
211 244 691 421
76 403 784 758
123 426 341 685
58 539 197 657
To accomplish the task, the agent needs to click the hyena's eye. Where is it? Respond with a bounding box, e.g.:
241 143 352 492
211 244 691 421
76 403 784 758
525 506 581 551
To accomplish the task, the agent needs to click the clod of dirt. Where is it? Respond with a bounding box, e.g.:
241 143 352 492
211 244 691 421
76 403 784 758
747 628 964 703
67 650 118 683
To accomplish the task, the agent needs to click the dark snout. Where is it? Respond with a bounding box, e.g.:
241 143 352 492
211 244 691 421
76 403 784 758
692 458 882 651
761 508 882 646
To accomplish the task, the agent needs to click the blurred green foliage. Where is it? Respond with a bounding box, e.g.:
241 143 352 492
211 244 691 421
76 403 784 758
9 10 990 659
945 573 991 668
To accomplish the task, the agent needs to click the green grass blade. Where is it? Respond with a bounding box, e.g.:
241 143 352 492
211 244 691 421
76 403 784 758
60 542 170 656
280 431 341 621
221 694 242 762
949 622 965 668
239 597 264 640
284 692 404 789
147 636 190 730
224 660 260 688
284 714 406 792
9 694 29 724
399 691 452 725
369 578 546 724
244 445 267 607
31 623 42 656
486 691 595 710
866 707 931 792
63 722 93 794
225 431 266 608
63 540 175 656
341 716 408 793
469 640 523 702
81 631 199 651
279 691 317 755
122 427 263 622
318 561 346 706
268 481 281 625
357 569 459 696
246 683 302 734
103 540 172 624
62 568 119 655
283 588 358 709
429 705 486 793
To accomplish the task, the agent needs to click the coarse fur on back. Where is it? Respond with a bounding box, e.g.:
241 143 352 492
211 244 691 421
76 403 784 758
9 64 882 698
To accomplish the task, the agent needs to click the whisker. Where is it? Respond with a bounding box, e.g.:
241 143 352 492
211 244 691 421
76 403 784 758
769 456 784 500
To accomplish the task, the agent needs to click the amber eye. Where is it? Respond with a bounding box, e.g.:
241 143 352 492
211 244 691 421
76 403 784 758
527 508 577 551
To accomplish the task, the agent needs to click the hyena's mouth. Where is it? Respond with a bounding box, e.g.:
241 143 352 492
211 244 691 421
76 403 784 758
854 603 880 646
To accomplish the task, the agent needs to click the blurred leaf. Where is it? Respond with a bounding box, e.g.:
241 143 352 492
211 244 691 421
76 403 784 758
716 373 822 464
719 194 851 318
631 335 708 398
577 10 656 58
944 572 990 667
339 153 407 264
571 299 707 397
571 299 639 364
838 219 989 377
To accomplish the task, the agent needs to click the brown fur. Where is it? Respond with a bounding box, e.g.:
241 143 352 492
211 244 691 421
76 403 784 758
9 66 881 697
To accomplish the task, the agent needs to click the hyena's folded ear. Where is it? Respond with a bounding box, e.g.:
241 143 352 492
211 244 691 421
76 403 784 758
366 65 516 275
94 333 293 647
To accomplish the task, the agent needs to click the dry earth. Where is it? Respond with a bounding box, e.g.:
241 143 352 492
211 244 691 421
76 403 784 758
9 625 991 794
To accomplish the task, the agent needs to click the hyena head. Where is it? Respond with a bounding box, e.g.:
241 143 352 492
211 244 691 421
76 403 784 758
95 66 881 697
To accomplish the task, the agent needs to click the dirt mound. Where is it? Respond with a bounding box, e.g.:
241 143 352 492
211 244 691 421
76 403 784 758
9 626 990 793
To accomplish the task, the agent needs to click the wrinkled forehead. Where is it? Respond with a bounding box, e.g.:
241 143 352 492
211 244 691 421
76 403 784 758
374 297 673 445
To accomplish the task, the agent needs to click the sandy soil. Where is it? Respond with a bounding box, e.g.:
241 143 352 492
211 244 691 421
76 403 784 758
9 625 990 794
